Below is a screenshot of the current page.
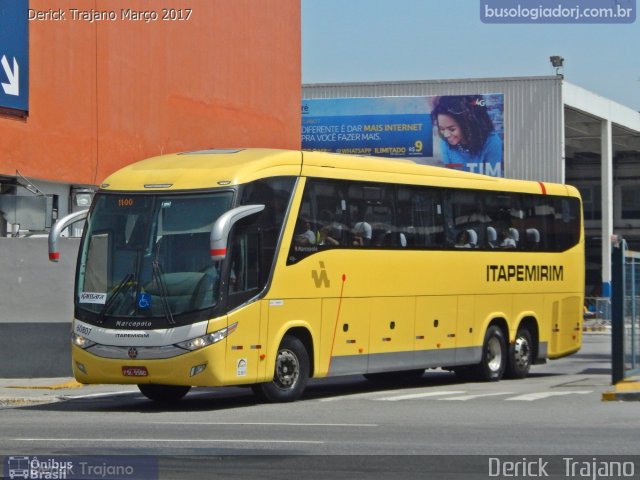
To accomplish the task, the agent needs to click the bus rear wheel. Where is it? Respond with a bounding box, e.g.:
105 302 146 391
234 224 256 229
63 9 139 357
472 325 507 382
138 384 191 403
252 335 310 403
506 327 533 379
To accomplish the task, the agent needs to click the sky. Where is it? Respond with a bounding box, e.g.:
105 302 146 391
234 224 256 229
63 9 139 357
301 0 640 111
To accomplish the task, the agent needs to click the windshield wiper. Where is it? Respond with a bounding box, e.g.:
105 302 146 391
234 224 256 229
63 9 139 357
96 273 134 324
152 260 176 325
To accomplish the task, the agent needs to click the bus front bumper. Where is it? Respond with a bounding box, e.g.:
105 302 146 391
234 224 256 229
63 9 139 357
71 343 226 387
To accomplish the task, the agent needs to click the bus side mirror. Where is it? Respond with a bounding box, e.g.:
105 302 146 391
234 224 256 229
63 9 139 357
48 210 89 262
210 204 265 261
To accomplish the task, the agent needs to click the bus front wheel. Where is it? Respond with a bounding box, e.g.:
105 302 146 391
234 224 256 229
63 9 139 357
252 335 310 403
138 384 191 403
474 325 507 382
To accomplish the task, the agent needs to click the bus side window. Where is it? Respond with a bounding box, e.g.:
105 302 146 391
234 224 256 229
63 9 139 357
351 204 372 247
227 226 260 309
347 182 396 248
396 186 444 249
287 178 353 263
317 209 343 247
554 197 580 251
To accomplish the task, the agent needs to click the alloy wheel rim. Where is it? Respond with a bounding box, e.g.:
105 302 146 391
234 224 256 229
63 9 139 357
513 336 530 370
274 349 299 390
486 336 503 372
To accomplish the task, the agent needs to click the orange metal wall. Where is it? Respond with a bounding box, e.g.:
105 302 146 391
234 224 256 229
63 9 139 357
0 0 301 185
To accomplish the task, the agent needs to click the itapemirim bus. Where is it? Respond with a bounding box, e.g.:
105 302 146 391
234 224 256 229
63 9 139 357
49 148 584 403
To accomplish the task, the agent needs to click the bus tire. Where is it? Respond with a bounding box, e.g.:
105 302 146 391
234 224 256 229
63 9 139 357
473 325 507 381
252 335 310 403
506 327 533 379
138 384 191 403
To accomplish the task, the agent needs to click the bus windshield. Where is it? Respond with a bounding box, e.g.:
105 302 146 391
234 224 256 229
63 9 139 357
76 191 234 322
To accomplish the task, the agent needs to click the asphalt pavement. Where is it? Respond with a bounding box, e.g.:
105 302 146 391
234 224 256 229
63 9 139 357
1 332 638 407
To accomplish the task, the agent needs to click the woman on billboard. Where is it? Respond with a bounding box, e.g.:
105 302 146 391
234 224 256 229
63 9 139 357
431 95 503 177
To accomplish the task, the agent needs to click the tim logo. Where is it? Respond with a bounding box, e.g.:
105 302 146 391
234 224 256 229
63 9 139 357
311 261 330 288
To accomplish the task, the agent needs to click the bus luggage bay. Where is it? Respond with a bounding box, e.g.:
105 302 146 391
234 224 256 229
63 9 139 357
50 148 584 402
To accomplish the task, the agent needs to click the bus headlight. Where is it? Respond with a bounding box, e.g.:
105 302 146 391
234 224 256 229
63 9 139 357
72 332 96 349
175 322 238 351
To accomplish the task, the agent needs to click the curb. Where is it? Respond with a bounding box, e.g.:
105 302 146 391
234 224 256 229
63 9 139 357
602 391 640 401
0 397 61 407
5 380 84 390
0 379 85 408
602 378 640 401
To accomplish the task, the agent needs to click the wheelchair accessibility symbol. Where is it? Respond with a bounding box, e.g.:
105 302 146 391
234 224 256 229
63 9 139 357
137 292 151 309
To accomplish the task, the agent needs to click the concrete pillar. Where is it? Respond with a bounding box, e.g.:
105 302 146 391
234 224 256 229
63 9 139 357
601 118 614 297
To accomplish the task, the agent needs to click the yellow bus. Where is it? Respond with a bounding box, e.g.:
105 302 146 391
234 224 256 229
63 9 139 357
49 148 584 403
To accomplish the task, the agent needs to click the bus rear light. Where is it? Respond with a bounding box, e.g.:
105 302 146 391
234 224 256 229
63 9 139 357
175 322 238 351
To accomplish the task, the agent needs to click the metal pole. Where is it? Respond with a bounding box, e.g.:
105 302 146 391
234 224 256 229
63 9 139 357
632 255 637 370
611 238 626 385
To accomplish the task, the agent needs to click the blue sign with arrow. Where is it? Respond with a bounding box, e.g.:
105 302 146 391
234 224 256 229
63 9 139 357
0 0 28 112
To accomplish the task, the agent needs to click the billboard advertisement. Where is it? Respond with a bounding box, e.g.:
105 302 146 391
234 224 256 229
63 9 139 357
302 94 504 177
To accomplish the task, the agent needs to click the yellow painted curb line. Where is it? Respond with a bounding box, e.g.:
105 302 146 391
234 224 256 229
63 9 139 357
602 378 640 401
614 380 640 392
6 380 84 390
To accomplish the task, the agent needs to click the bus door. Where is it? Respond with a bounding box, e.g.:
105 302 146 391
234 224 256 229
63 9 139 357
223 227 264 384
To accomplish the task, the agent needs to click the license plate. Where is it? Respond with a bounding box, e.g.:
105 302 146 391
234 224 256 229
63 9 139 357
122 366 148 377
